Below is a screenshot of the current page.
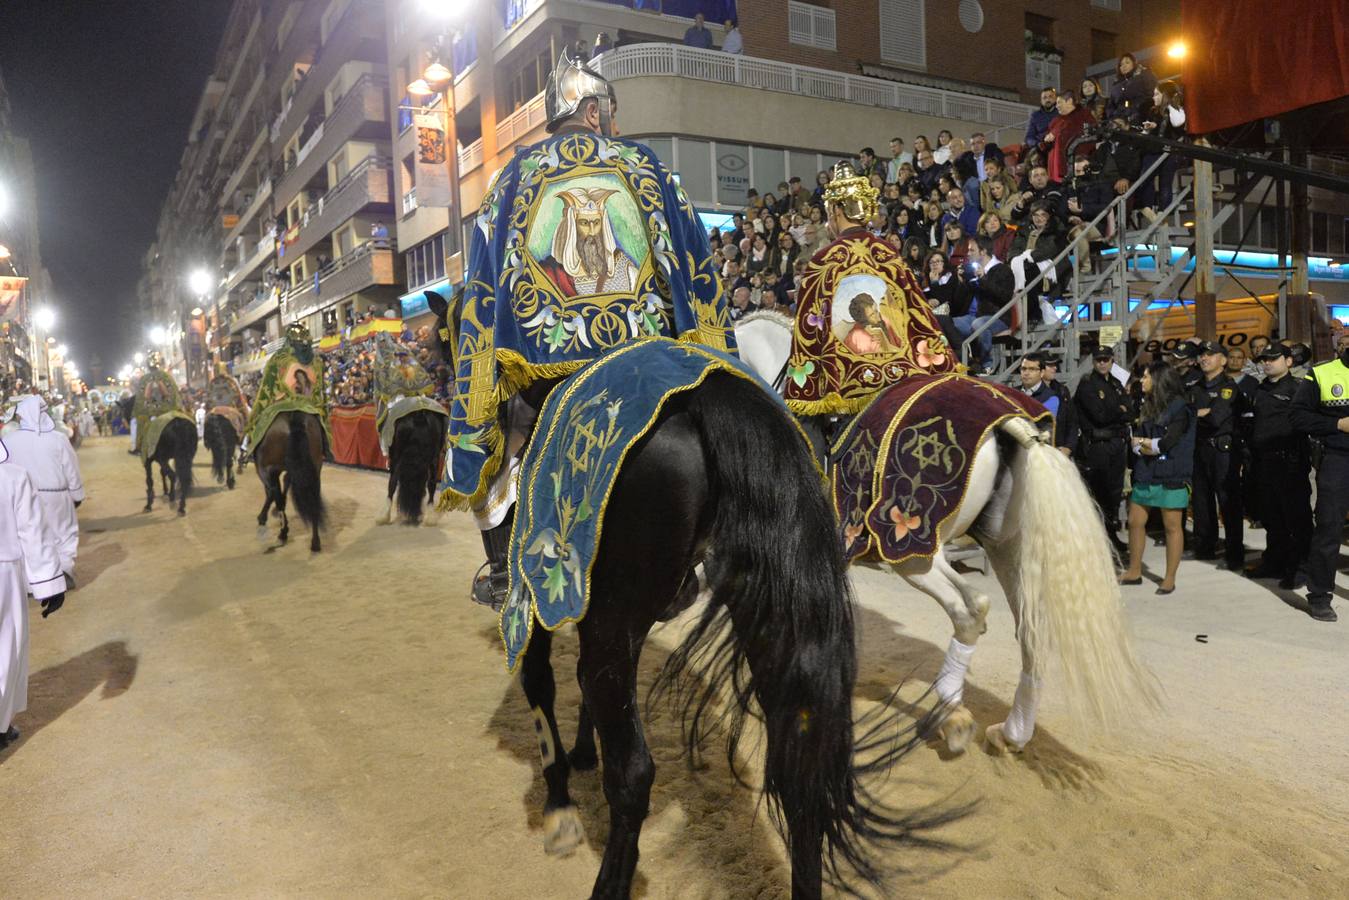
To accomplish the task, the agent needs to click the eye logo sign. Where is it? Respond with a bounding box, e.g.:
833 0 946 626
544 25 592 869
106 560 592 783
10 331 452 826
717 154 747 172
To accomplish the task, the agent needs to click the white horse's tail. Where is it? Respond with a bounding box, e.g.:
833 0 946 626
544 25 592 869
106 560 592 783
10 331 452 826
1001 418 1161 725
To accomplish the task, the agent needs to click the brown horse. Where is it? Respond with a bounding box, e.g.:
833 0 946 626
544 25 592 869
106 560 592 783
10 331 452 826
253 411 326 552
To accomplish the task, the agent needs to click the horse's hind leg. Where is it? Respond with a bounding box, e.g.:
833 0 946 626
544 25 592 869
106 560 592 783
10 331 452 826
162 462 174 500
422 460 441 526
899 556 988 755
376 466 396 525
982 536 1042 754
143 460 154 512
277 472 290 544
226 440 236 489
518 629 583 857
577 622 653 900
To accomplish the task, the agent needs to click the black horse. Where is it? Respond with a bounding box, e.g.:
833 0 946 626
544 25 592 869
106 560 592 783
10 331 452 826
141 416 197 516
424 291 949 898
379 408 447 525
253 410 326 552
203 413 240 490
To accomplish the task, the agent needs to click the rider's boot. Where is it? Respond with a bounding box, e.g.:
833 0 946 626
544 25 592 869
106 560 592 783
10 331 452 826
471 509 513 611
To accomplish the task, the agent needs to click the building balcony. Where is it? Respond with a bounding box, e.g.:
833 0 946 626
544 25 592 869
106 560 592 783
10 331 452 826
283 242 397 322
595 43 1029 128
225 234 278 293
280 156 393 262
495 92 548 155
220 69 266 158
459 137 484 175
223 177 273 248
229 290 280 334
270 0 383 149
274 74 388 208
220 125 268 204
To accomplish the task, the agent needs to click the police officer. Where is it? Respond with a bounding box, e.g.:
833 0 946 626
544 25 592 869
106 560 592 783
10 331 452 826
1191 340 1245 569
1289 332 1349 623
1244 343 1311 588
1074 345 1131 551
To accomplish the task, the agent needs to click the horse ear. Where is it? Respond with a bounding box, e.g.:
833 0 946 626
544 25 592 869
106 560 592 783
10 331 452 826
425 290 449 319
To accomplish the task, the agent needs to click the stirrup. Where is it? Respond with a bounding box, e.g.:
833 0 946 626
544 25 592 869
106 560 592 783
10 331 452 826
471 562 508 612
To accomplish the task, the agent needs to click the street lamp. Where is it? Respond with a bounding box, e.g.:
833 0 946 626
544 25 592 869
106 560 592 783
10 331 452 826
133 352 145 365
403 39 465 275
33 306 55 330
189 268 213 296
1166 40 1188 60
149 325 168 345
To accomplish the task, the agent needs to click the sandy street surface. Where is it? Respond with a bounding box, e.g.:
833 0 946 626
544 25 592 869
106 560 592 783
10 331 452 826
2 436 1347 898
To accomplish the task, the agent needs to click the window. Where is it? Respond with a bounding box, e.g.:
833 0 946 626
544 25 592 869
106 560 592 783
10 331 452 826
403 234 448 290
1091 0 1122 10
879 0 926 69
1090 30 1117 65
788 1 837 51
1312 211 1329 254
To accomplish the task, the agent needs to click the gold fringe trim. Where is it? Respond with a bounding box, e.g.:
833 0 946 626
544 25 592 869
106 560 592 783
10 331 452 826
436 424 505 512
786 392 877 418
494 349 589 402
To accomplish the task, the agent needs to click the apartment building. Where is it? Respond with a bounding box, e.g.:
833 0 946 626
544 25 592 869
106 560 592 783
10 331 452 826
142 0 401 380
0 66 51 390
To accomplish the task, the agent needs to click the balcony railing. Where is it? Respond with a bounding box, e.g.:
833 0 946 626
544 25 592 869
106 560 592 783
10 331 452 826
270 0 380 147
496 92 548 152
459 137 484 174
595 43 1029 127
274 74 388 207
282 155 392 261
223 177 273 248
283 241 397 322
402 186 418 216
225 235 278 292
229 291 281 334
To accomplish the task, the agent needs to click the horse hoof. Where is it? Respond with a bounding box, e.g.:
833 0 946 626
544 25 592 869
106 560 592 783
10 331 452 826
227 482 235 490
938 705 977 755
543 806 585 857
422 513 442 527
568 745 598 772
374 516 392 526
984 723 1025 755
256 526 270 542
142 505 153 513
177 509 186 518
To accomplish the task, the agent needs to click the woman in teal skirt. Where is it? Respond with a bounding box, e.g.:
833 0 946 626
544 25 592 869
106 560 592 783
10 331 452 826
1120 361 1196 594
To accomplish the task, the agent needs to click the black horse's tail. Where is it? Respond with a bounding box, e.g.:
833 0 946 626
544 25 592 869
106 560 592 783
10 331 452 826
172 417 197 498
653 375 959 892
286 412 326 530
393 410 443 524
204 415 234 483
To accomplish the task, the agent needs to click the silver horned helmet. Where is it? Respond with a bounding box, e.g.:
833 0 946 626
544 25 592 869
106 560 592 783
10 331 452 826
544 48 616 136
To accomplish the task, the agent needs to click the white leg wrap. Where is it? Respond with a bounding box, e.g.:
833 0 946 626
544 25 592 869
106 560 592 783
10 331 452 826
472 457 520 530
934 638 977 705
1002 671 1042 748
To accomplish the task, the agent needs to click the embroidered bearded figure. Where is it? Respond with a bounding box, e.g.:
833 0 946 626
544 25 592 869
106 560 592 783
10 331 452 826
540 188 640 297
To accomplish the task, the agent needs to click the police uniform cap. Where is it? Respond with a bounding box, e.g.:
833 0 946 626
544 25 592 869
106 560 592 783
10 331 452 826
1255 343 1292 361
1091 345 1114 360
1195 339 1226 357
1169 341 1199 359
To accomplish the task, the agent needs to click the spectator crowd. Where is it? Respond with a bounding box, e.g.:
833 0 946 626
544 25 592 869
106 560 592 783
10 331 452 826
707 52 1189 374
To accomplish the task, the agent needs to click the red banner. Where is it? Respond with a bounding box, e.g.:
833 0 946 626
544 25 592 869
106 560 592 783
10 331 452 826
0 276 27 324
329 404 388 470
1183 0 1349 133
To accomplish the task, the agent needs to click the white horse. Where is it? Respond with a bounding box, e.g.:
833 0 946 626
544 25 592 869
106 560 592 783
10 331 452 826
736 311 1157 753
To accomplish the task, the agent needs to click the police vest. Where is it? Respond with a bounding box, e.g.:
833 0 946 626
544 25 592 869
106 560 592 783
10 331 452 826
1310 359 1349 409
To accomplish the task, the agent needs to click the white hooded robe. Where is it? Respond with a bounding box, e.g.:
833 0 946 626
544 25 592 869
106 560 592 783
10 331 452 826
1 397 84 574
0 436 66 733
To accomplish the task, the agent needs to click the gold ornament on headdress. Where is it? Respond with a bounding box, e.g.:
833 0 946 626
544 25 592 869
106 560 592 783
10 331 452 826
822 161 879 225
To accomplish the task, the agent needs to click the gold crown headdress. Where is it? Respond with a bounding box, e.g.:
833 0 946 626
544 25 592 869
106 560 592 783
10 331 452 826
822 161 879 224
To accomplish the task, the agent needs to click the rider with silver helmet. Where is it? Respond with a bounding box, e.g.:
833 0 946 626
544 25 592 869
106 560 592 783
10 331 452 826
440 49 734 608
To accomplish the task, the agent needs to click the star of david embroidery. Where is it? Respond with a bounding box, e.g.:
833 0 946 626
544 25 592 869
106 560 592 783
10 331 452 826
567 418 600 473
910 429 946 470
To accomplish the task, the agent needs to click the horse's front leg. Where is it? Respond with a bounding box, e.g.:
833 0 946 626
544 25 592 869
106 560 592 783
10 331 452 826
161 462 175 501
276 472 290 544
376 464 396 525
143 460 154 512
518 629 583 857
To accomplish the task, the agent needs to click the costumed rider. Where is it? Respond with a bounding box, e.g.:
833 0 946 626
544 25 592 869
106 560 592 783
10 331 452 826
0 396 84 579
206 361 251 444
131 352 184 456
374 331 445 457
241 322 328 456
442 49 733 608
783 160 958 464
0 430 67 753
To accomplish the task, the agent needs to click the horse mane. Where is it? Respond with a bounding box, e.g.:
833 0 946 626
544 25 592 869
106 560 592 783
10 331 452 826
736 309 794 330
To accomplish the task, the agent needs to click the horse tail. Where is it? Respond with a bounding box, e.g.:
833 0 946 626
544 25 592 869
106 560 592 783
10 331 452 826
286 412 326 530
653 374 957 892
1001 417 1160 725
173 417 197 497
394 410 440 524
204 415 230 483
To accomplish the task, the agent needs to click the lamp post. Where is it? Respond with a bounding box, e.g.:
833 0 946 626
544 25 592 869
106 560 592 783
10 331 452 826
404 31 464 269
